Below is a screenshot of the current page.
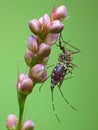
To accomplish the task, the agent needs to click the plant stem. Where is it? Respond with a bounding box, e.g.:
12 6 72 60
17 93 27 130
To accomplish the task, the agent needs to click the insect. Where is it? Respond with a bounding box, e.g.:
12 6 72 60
50 33 80 122
39 33 80 122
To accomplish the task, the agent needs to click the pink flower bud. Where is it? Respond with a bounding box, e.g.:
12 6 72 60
29 19 41 35
39 14 50 27
17 74 34 95
6 114 18 130
44 33 59 46
50 20 64 34
39 14 50 34
51 5 67 21
22 120 34 130
25 49 37 67
27 35 38 53
29 64 47 83
37 43 51 58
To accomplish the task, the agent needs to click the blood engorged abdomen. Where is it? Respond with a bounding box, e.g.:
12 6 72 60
51 63 67 83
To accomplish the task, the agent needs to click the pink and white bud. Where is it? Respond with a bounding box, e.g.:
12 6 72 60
22 120 34 130
50 20 64 34
44 33 59 46
29 64 47 83
39 14 50 26
17 74 34 95
51 5 67 21
6 114 18 130
25 49 37 67
29 19 41 35
39 14 50 34
37 43 51 58
27 35 38 53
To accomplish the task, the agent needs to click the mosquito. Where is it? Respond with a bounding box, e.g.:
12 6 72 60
39 33 80 122
50 33 80 122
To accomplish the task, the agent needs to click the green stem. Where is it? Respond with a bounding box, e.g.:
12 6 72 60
17 93 27 130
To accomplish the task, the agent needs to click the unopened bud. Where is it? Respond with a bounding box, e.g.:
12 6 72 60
50 20 64 34
22 120 34 130
37 43 51 58
39 14 50 34
25 49 37 67
29 64 47 83
17 74 34 95
51 5 67 21
6 114 18 130
27 35 38 53
44 33 59 45
29 19 41 35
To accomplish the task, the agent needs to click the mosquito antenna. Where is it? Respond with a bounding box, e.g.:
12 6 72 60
51 87 61 123
58 87 78 111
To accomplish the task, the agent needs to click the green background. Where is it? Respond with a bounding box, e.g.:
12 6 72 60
0 0 98 130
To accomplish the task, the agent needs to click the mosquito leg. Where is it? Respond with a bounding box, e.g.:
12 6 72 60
64 74 74 80
58 87 78 111
66 67 73 75
71 50 80 54
58 74 73 90
39 75 51 91
51 88 61 123
60 33 80 53
46 64 55 69
69 63 79 68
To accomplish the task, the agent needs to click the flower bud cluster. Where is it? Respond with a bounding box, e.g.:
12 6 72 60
24 5 67 87
17 4 67 99
6 114 34 130
16 5 67 103
6 5 67 130
29 5 67 37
